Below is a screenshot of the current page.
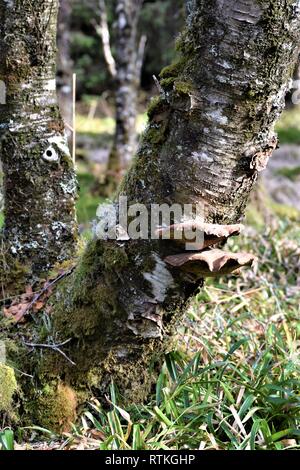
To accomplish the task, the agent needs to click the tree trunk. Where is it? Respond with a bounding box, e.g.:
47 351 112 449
285 55 300 107
2 0 300 431
104 0 144 193
57 0 73 138
0 0 77 290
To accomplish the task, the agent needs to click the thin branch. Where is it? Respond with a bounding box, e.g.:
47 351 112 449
136 34 147 79
21 267 75 318
65 122 74 133
93 0 117 79
12 367 34 379
24 339 76 366
72 73 76 165
152 75 164 95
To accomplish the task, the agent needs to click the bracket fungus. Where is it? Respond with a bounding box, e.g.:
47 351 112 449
156 222 244 249
158 221 256 279
164 249 256 279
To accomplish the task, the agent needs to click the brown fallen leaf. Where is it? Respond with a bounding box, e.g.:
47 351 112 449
165 248 256 278
88 429 106 441
32 300 45 312
25 285 33 297
244 319 265 336
156 222 243 248
3 269 74 323
3 302 31 323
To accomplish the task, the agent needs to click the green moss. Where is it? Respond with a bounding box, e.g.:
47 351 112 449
0 249 31 298
174 80 194 95
175 29 195 55
102 244 129 271
146 123 168 145
147 96 168 120
33 382 77 433
0 364 17 412
160 58 186 80
160 77 176 89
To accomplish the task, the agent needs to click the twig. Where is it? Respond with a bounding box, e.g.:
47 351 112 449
22 267 75 318
24 339 76 366
93 0 117 79
136 35 147 79
72 73 76 165
12 367 34 379
152 75 164 95
65 122 74 133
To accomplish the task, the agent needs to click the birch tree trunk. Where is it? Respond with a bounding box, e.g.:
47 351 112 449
0 0 77 289
2 0 300 431
104 0 144 192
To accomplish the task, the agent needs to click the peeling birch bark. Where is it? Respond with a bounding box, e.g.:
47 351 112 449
0 0 77 283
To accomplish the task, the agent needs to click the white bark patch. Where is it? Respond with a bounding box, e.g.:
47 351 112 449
42 146 59 163
268 81 291 112
118 13 127 29
219 0 262 25
143 254 174 302
34 95 57 107
191 151 214 163
21 83 32 90
4 0 14 8
206 109 228 125
48 135 71 157
44 79 56 91
217 60 232 70
60 180 77 195
51 221 67 240
30 113 40 121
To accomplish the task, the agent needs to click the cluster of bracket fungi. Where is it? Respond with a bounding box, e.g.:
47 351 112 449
157 222 256 280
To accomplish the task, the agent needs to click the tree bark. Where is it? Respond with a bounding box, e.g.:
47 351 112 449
0 0 77 288
104 0 144 192
2 0 300 431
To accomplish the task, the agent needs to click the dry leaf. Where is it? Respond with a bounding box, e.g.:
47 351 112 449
3 302 31 323
89 429 106 441
244 319 265 336
32 300 45 312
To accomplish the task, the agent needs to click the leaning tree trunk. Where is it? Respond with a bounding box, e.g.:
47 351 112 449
2 0 300 431
57 0 73 139
0 0 77 291
105 0 144 193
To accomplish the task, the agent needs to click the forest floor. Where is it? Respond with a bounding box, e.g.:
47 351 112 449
0 106 299 451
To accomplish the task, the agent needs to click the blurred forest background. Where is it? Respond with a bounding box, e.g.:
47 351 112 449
0 0 299 451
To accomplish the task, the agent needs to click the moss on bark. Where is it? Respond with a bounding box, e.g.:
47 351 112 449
0 364 17 412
